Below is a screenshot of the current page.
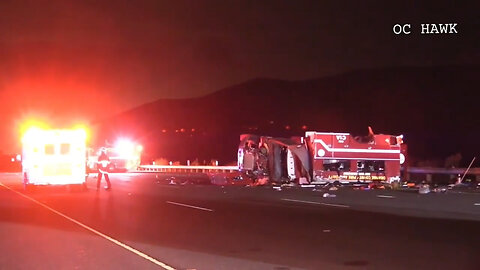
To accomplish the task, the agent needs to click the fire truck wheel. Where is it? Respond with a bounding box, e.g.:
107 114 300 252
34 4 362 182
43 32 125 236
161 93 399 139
391 181 400 190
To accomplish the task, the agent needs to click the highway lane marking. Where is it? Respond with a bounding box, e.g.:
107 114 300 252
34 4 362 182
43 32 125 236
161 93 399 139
474 203 480 206
0 182 176 270
281 198 350 208
166 201 214 212
377 195 396 199
158 185 180 188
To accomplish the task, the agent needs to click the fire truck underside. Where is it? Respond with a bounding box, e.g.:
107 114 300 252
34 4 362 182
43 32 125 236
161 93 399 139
238 134 312 183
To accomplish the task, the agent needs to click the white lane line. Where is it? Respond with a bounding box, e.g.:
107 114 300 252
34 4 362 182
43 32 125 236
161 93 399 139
166 201 214 212
158 185 180 189
474 203 480 206
377 195 395 199
281 198 350 208
0 182 176 270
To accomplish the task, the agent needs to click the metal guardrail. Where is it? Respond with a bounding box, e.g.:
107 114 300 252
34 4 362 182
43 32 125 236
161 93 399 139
405 167 480 183
406 167 480 175
134 165 480 179
137 165 238 173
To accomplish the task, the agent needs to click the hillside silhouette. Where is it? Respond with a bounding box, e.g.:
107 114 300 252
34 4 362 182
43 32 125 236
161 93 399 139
95 65 480 166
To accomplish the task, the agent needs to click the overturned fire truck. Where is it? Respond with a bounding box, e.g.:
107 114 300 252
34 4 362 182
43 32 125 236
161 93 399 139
238 127 407 184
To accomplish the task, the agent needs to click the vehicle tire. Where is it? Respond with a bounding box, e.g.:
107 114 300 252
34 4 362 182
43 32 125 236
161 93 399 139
391 181 400 190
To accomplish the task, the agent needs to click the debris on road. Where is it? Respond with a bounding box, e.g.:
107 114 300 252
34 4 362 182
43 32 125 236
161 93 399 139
353 182 388 191
368 182 386 189
210 174 228 185
406 182 416 188
432 186 448 193
254 176 269 186
418 184 430 194
233 175 243 181
281 183 296 187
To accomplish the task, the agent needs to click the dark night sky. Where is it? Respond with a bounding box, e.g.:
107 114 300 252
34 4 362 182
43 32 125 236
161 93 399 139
0 0 478 153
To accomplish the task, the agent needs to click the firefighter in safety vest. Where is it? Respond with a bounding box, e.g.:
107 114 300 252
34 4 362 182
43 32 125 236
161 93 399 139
97 147 112 190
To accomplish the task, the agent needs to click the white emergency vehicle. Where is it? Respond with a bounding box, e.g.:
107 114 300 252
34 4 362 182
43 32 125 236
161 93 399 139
87 139 142 173
21 127 87 189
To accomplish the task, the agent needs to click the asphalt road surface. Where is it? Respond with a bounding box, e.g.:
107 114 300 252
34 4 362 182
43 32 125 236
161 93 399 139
0 172 479 270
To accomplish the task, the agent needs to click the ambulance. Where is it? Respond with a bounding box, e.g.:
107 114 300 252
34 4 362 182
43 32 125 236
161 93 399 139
21 127 88 189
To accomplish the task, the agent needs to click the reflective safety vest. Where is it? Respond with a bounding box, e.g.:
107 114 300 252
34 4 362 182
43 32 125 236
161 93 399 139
98 153 110 173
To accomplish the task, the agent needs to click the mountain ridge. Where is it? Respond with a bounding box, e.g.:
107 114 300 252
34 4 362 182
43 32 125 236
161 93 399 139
95 64 480 165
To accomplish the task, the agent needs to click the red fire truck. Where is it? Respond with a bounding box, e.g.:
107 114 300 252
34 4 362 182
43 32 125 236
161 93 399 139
238 127 407 185
306 127 407 184
86 139 142 173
